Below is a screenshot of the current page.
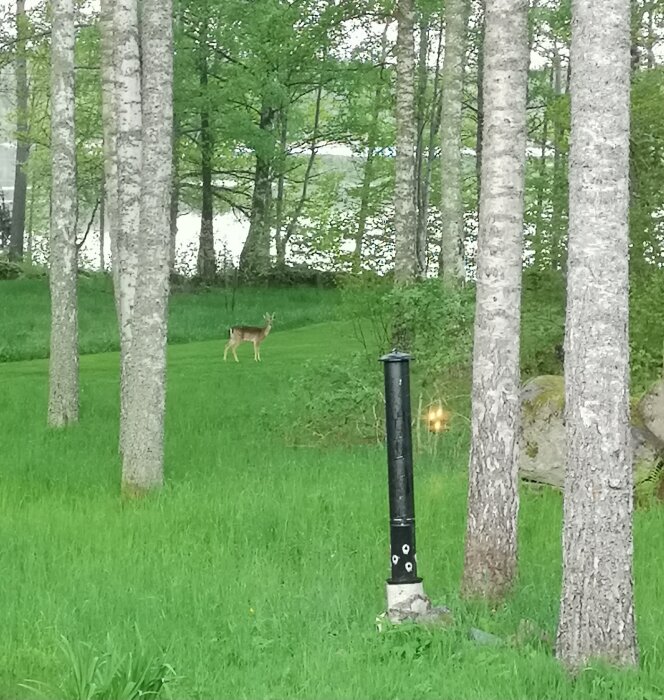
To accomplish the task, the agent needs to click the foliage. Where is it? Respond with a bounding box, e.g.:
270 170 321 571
21 634 176 700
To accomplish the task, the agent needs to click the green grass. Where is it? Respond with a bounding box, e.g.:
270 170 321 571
1 311 664 700
2 279 664 699
0 276 340 362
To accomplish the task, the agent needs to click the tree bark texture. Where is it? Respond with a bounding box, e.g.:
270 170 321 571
121 0 173 495
439 0 469 285
462 0 529 600
555 0 638 670
113 0 142 451
10 0 29 261
393 0 418 284
197 22 216 282
48 0 79 427
240 103 275 279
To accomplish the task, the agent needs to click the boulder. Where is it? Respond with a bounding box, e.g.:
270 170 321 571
519 375 659 489
636 379 664 449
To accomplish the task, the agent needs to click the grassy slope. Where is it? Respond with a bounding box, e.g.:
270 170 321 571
0 277 340 362
1 309 664 699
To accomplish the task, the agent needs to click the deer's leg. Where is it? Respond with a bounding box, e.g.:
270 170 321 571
253 341 259 361
231 341 240 362
224 341 230 361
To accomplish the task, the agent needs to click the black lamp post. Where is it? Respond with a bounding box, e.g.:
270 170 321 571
380 349 421 586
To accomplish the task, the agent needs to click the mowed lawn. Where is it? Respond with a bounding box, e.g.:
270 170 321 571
1 319 664 699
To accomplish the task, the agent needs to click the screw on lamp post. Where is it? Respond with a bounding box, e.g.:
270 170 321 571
379 349 450 625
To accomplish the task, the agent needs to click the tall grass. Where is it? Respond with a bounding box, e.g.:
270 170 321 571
1 316 664 699
0 276 340 362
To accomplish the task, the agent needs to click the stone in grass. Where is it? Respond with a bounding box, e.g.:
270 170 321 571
519 375 659 489
637 378 664 449
468 627 504 646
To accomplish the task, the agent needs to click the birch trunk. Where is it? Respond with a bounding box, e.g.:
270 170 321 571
439 0 469 285
462 0 529 599
48 0 79 427
10 0 29 261
121 0 173 495
393 0 418 284
556 0 638 669
100 0 118 295
113 0 142 451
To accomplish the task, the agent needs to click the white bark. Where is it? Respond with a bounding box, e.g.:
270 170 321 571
439 0 469 285
556 0 637 669
394 0 418 284
121 0 173 493
48 0 79 427
100 0 119 297
462 0 529 599
113 0 142 451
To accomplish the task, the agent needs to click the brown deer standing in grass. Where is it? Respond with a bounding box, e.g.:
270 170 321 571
224 313 275 362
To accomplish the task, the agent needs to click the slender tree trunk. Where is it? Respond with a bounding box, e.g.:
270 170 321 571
414 12 429 275
170 113 179 273
475 0 486 217
100 0 119 295
439 0 469 285
394 0 418 284
533 62 554 268
418 16 444 276
281 80 323 262
462 0 529 600
122 0 173 495
48 0 79 427
550 45 567 270
113 0 142 452
556 0 638 670
10 0 29 261
197 23 216 282
239 102 275 279
353 23 389 273
99 176 105 271
274 109 288 268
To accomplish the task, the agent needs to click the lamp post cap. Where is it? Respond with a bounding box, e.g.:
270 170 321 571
380 349 412 363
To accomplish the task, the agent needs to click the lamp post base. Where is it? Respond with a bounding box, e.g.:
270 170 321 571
383 581 453 625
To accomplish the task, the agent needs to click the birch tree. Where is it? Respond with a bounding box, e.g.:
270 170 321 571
10 0 29 261
121 0 173 495
439 0 469 285
48 0 78 427
556 0 638 669
111 0 142 451
462 0 529 599
393 0 418 284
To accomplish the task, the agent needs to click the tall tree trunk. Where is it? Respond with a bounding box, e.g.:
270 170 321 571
353 23 389 273
99 176 105 271
122 0 173 495
439 0 469 285
10 0 29 261
417 16 444 276
48 0 79 427
475 0 486 218
556 0 638 670
533 61 554 268
550 44 567 270
462 0 529 600
170 114 179 273
414 12 429 275
394 0 418 285
100 0 118 293
197 23 216 282
274 109 288 268
113 0 142 452
239 102 275 280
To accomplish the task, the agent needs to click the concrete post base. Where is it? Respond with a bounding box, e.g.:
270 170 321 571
382 581 453 625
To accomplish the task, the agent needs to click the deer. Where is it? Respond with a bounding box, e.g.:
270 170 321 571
224 313 275 363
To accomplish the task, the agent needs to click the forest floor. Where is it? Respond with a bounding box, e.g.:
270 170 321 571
1 280 664 699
